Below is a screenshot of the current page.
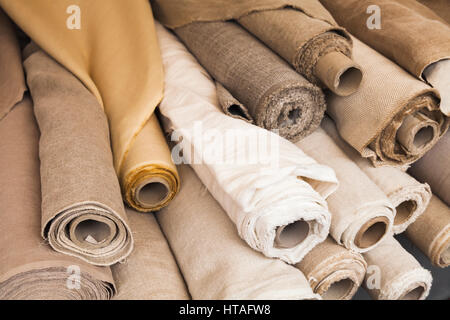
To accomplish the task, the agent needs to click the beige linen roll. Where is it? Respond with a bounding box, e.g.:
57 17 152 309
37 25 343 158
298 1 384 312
23 44 133 266
0 98 114 300
297 128 395 252
157 165 320 300
363 237 432 300
112 208 189 300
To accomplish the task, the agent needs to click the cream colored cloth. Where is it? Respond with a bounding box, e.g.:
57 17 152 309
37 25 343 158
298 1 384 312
156 22 338 264
112 208 189 300
158 164 320 300
0 98 114 300
423 59 450 116
363 237 432 300
322 117 432 234
297 128 394 252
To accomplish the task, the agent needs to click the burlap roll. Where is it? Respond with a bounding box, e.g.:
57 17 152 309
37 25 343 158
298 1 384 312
0 8 26 121
0 98 114 300
112 208 189 300
406 196 450 268
417 0 450 25
157 22 338 264
175 21 326 142
215 82 254 123
297 128 394 252
238 9 362 96
296 237 366 300
325 38 447 167
363 237 432 300
23 44 133 266
410 132 450 206
158 165 320 300
322 117 432 234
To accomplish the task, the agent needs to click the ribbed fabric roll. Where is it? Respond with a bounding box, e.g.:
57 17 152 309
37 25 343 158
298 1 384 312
406 196 450 268
23 44 133 266
175 21 326 142
409 132 450 206
325 38 447 167
322 117 432 234
0 8 26 121
158 165 320 300
362 237 432 300
112 208 189 300
296 237 366 300
297 128 394 252
156 22 338 264
417 0 450 25
238 8 363 96
0 98 114 300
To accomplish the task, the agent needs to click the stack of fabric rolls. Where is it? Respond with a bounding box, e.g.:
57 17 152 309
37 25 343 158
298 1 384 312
0 0 448 300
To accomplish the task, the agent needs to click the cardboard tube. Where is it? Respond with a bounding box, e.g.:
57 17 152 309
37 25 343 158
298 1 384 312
354 216 390 249
396 113 439 153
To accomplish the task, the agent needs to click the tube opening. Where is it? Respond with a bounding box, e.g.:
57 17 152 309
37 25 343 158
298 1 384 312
356 221 388 249
321 278 355 300
74 219 111 245
139 182 169 206
274 220 310 249
413 126 434 148
335 67 363 96
400 286 425 300
394 200 416 225
228 104 250 120
278 108 300 127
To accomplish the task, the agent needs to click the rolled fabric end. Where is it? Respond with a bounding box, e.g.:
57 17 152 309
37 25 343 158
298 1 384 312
423 59 450 116
377 268 432 300
216 82 254 123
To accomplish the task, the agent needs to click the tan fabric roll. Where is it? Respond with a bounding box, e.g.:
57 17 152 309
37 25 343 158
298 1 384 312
325 38 447 167
297 128 394 252
409 132 450 206
363 237 432 300
296 237 366 300
157 164 320 300
0 98 114 300
23 44 133 266
417 0 450 25
215 82 254 124
112 208 189 300
406 196 450 268
0 8 26 121
322 117 432 234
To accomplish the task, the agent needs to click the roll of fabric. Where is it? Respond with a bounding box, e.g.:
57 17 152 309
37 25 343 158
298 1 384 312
325 37 447 167
362 237 432 300
175 21 326 143
23 44 133 266
158 164 320 300
417 0 450 25
0 8 26 121
156 22 338 264
297 128 395 252
409 132 450 206
406 196 450 268
215 82 254 124
296 237 366 300
238 8 363 96
322 117 432 234
0 97 114 300
112 208 189 300
423 59 450 116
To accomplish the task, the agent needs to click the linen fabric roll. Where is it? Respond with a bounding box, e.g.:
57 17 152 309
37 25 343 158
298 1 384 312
175 21 326 142
158 165 320 300
215 82 254 124
409 132 450 206
23 44 133 266
0 98 114 300
0 8 26 121
112 208 189 300
363 237 432 300
322 117 432 234
417 0 450 25
156 22 338 264
297 128 395 252
406 196 450 268
325 38 447 167
296 237 366 300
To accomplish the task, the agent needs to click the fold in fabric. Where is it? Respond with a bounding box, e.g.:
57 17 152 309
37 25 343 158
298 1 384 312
297 128 394 252
406 196 450 268
0 8 26 121
23 44 133 266
156 23 338 264
325 38 448 167
417 0 450 25
158 165 320 300
175 21 326 142
409 132 450 206
362 237 432 300
112 208 189 300
423 59 450 116
296 237 366 300
215 82 254 124
0 98 114 300
322 117 432 234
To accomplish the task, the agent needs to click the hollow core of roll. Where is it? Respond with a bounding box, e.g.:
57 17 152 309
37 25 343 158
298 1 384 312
335 66 363 97
138 181 170 207
274 220 310 249
394 200 416 225
400 286 425 300
413 126 434 148
321 278 355 300
228 104 250 121
355 218 389 249
74 219 111 245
